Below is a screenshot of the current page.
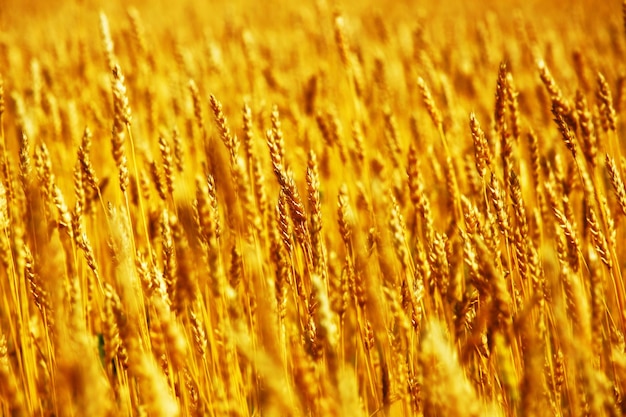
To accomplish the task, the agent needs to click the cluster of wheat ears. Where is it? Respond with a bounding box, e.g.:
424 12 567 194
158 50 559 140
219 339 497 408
1 0 626 416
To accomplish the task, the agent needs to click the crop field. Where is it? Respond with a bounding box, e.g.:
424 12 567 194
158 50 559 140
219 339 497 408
0 0 624 415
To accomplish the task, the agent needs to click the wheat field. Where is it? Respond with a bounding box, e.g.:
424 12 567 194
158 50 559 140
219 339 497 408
0 0 625 416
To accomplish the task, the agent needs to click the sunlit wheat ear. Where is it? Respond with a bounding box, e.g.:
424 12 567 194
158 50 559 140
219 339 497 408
551 205 581 272
110 65 131 193
209 94 239 156
420 320 482 417
552 102 577 159
575 90 598 170
494 62 508 137
127 336 180 417
127 7 147 58
24 243 54 328
469 112 492 178
587 206 612 270
306 150 326 275
159 135 175 197
170 127 184 173
270 105 286 165
508 172 530 281
151 295 187 370
486 172 510 235
505 71 521 141
159 209 176 298
596 72 617 133
150 160 166 202
606 154 626 217
102 282 126 368
333 13 351 67
538 59 575 126
407 144 434 242
169 216 196 309
276 190 292 255
77 127 100 205
188 80 205 135
417 76 443 131
99 12 116 69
